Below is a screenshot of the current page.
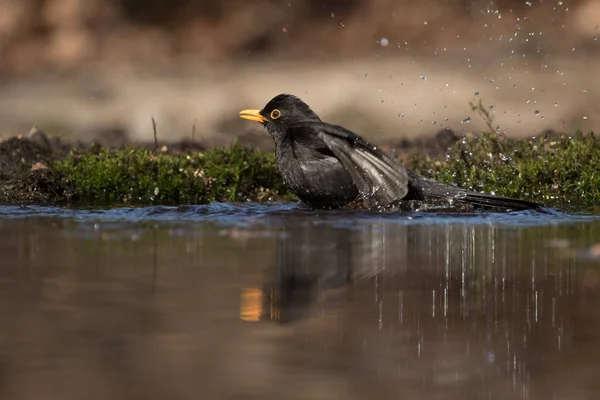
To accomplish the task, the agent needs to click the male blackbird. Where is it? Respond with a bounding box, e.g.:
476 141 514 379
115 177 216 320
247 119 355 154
239 94 540 211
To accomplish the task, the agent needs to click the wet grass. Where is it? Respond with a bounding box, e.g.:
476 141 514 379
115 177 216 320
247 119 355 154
53 141 295 205
53 131 600 208
409 99 600 209
2 126 600 208
410 131 600 208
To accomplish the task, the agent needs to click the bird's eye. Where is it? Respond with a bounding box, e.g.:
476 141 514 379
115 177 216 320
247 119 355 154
270 109 281 120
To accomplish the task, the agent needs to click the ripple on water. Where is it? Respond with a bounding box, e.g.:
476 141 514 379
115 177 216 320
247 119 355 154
0 202 598 230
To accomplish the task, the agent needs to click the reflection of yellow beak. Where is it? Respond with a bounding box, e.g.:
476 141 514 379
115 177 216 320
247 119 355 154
239 109 266 123
240 287 263 322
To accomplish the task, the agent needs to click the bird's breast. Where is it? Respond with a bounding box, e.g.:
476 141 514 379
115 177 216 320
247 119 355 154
276 152 358 207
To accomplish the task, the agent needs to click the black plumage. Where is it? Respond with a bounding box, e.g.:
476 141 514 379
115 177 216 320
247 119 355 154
240 94 540 212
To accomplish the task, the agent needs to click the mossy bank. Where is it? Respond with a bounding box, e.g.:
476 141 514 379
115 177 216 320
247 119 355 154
1 130 599 209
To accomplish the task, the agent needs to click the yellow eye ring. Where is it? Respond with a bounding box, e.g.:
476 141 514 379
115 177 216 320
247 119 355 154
270 109 281 120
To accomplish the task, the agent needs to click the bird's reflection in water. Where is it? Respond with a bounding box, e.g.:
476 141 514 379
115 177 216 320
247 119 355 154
0 215 598 399
240 220 589 398
242 224 354 323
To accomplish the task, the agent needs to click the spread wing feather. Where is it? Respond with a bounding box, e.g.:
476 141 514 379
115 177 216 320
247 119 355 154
306 122 409 208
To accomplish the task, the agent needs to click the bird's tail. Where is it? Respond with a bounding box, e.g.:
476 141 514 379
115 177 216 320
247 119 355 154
407 171 541 212
457 192 541 212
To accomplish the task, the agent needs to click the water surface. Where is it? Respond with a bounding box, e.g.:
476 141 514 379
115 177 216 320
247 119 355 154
1 203 600 399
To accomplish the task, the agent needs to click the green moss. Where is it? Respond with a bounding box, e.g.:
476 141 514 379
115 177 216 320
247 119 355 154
6 123 600 208
54 141 297 205
407 100 600 209
410 131 600 208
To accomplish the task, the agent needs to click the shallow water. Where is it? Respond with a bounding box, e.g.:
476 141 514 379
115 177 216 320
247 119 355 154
1 203 600 399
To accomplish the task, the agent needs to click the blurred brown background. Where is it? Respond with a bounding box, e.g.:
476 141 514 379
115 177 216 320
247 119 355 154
0 0 599 147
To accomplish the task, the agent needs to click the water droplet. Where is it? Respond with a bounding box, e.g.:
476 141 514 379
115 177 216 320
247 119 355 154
474 92 480 96
461 117 471 124
432 121 436 126
420 74 427 81
398 113 404 118
380 37 389 47
534 110 540 115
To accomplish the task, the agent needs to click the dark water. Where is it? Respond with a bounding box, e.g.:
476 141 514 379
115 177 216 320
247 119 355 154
1 203 600 399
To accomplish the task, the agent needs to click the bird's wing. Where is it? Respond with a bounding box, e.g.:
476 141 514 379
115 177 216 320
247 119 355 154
300 122 409 208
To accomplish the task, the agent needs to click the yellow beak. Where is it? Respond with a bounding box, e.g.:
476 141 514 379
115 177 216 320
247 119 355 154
239 109 266 123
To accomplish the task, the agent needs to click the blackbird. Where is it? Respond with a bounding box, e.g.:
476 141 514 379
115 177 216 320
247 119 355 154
239 94 540 212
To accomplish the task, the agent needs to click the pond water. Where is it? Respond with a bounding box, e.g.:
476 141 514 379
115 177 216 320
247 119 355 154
1 203 600 399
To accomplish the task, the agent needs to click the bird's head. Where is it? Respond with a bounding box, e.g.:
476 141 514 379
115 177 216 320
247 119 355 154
239 94 321 140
